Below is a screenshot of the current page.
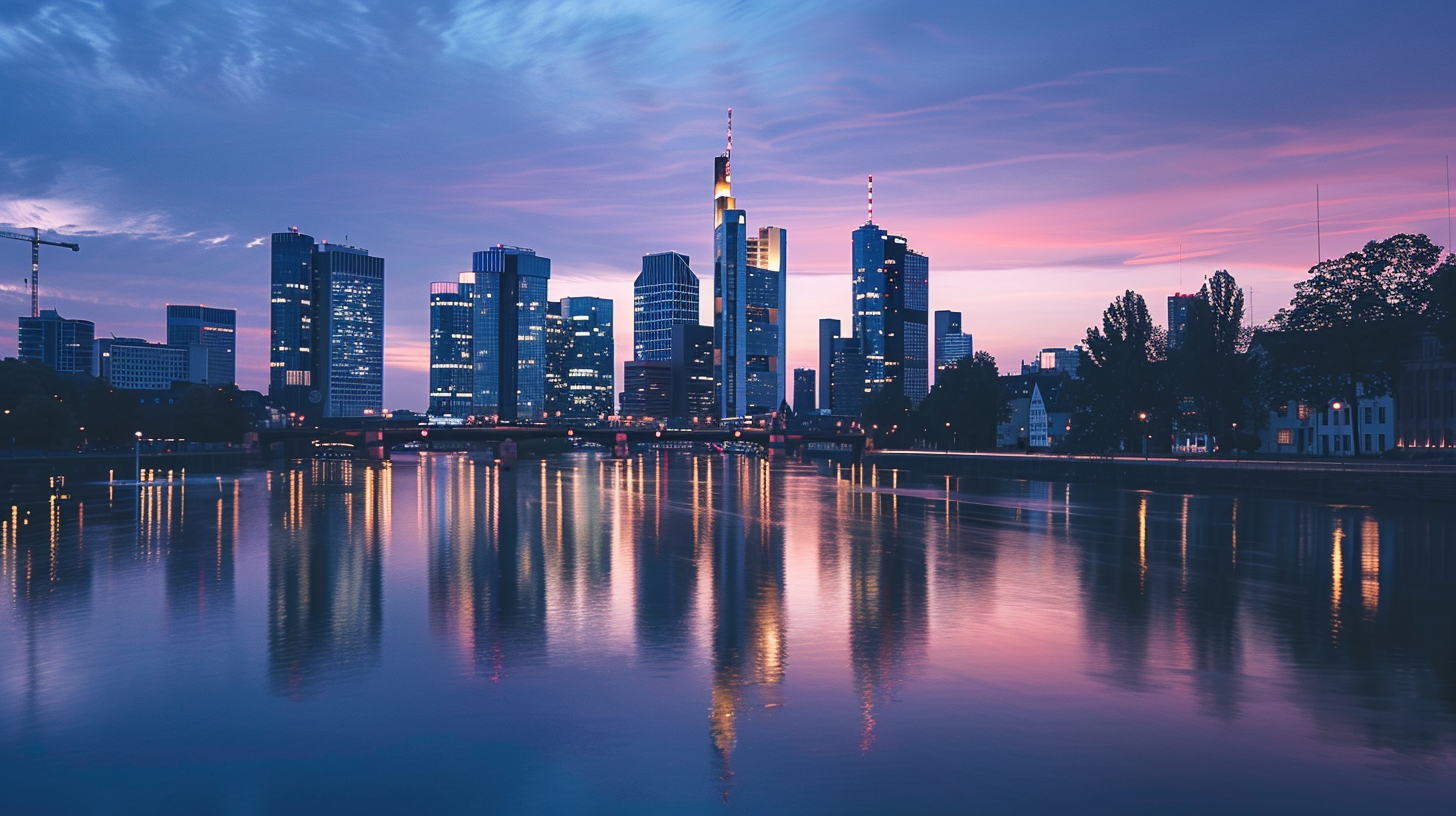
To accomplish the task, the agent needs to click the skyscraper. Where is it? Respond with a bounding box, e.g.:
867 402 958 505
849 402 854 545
167 305 236 385
934 309 973 377
315 242 385 417
560 296 614 418
544 300 570 418
793 368 815 415
818 318 840 412
269 229 385 419
1168 293 1198 351
428 277 474 419
831 336 865 417
471 245 550 422
622 360 672 419
635 252 698 361
850 184 928 407
19 309 94 375
671 323 715 422
712 111 787 420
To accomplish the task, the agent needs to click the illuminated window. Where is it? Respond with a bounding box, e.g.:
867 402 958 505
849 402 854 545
1277 428 1293 445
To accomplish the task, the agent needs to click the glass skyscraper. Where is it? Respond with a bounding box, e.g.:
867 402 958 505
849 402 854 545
167 305 236 385
851 217 928 407
471 245 550 422
934 310 973 378
268 229 385 419
560 296 614 418
545 300 570 418
315 243 385 417
712 115 786 420
429 277 475 418
634 251 698 361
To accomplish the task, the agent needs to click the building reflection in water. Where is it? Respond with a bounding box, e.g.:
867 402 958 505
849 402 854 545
706 457 786 796
633 453 698 662
267 461 388 697
423 455 547 677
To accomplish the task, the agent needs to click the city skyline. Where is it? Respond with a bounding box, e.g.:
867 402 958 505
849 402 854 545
1 2 1454 411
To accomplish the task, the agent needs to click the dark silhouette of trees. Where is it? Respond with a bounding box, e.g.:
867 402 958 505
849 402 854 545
911 351 1005 450
1073 291 1173 452
1172 270 1258 453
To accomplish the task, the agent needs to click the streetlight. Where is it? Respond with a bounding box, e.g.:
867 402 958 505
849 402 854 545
1138 412 1149 459
134 431 143 482
1231 422 1239 461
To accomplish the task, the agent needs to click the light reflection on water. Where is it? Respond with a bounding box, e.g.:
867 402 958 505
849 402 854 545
0 452 1454 814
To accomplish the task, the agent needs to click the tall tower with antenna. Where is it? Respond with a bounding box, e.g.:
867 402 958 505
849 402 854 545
850 176 929 406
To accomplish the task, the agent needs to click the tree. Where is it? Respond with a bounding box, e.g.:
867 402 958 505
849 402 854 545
1171 270 1259 454
1073 290 1173 452
862 387 912 450
911 351 1005 450
1274 233 1444 331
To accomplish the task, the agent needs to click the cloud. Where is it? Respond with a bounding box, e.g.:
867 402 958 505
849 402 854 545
245 237 266 248
0 194 174 239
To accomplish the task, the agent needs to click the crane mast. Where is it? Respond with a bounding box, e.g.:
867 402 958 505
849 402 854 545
0 228 81 317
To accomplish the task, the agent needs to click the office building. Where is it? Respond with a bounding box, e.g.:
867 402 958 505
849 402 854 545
793 368 815 414
934 310 973 376
269 229 385 419
622 360 672 419
104 340 211 390
545 300 570 418
428 278 475 418
818 318 840 411
671 323 715 422
167 305 236 385
560 296 614 418
851 203 929 406
19 309 94 375
830 336 865 417
712 113 787 420
471 245 550 422
1168 293 1198 351
1036 347 1082 378
634 252 699 361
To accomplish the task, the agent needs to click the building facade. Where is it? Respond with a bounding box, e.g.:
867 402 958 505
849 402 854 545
1167 293 1198 351
818 318 840 411
471 245 550 422
105 340 210 390
934 310 973 377
19 309 94 375
634 252 698 362
793 368 815 414
671 323 715 423
1396 334 1456 449
560 296 614 419
852 219 929 406
167 305 236 385
428 278 475 419
830 336 865 417
622 360 672 419
268 229 385 419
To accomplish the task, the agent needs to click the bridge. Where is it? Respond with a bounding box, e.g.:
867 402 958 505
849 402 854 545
250 424 866 460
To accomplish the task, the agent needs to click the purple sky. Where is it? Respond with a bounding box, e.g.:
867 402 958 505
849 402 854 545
1 1 1454 409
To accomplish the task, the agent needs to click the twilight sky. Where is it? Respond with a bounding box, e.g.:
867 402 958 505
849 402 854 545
1 0 1454 409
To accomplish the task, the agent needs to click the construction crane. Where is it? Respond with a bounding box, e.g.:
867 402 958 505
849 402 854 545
0 228 81 318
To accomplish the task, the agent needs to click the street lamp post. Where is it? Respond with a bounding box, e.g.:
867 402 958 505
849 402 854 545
1138 412 1149 459
1231 422 1239 461
134 431 143 483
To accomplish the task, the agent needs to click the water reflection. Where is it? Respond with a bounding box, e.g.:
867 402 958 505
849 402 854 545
267 463 388 697
1 454 1454 809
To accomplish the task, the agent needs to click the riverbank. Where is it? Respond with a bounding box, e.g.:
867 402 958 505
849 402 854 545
864 450 1456 502
0 449 251 494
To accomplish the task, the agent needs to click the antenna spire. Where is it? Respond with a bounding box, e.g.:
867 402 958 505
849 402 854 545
867 174 874 224
1446 155 1452 256
1316 184 1323 264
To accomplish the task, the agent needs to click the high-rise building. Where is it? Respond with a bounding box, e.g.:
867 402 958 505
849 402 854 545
428 277 475 419
635 252 698 362
167 305 236 385
818 318 840 412
315 243 385 418
830 336 865 417
793 368 815 414
934 310 973 377
851 203 929 407
561 296 614 419
471 245 550 422
544 300 571 419
1036 347 1082 378
712 112 787 420
268 229 385 419
671 323 715 422
19 309 94 375
622 360 672 419
104 340 210 390
1168 293 1198 351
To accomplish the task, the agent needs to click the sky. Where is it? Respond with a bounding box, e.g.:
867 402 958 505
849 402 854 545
1 0 1454 410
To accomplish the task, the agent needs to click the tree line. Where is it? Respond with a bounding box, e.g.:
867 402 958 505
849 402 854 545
871 232 1456 455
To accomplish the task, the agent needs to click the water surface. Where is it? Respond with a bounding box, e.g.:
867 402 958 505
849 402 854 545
1 453 1453 813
